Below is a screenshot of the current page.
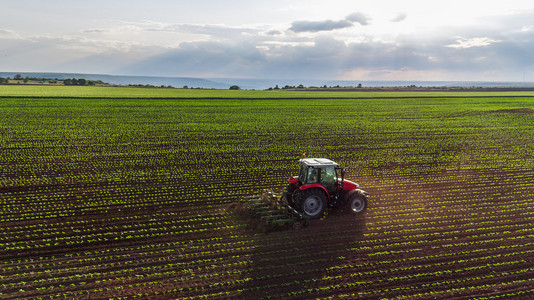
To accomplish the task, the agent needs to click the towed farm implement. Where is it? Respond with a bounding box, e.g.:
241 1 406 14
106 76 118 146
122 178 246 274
230 158 369 232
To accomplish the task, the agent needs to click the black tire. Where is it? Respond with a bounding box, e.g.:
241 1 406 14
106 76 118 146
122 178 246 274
297 189 326 219
346 192 367 214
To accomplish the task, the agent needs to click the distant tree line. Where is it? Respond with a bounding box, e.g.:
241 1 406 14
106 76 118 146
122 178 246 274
266 84 307 90
0 74 108 86
63 78 106 86
128 84 175 88
266 83 364 90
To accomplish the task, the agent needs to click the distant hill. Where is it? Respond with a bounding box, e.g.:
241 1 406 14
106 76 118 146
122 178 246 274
2 72 534 90
0 72 231 89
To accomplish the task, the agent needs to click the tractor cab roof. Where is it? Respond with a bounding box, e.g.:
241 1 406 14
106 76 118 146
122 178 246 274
299 158 339 168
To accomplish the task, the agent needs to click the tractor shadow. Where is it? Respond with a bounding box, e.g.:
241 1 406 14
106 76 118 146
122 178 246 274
237 209 367 299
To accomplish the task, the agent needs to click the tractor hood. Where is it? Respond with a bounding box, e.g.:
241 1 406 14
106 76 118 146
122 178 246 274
342 179 359 191
288 176 299 185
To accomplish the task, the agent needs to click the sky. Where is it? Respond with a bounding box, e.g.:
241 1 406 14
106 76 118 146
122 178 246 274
2 0 534 81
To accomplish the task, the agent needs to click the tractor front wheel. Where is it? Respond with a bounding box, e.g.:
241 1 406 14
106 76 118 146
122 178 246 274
347 193 367 214
297 189 326 219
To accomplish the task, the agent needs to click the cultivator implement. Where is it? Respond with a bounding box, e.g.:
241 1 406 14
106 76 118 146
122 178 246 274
229 189 309 233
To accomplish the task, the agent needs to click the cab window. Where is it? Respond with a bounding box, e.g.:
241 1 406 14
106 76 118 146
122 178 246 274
307 168 318 183
298 165 307 182
320 167 336 185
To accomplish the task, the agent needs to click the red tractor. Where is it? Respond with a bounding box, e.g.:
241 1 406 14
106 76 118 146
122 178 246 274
232 158 368 231
283 158 368 219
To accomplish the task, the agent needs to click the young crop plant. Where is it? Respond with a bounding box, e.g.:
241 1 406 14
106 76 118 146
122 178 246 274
2 89 534 299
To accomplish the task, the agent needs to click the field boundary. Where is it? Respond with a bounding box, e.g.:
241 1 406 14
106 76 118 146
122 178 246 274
3 95 534 100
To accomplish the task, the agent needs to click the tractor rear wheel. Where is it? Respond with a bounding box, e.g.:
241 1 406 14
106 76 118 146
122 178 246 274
346 192 367 214
297 189 326 219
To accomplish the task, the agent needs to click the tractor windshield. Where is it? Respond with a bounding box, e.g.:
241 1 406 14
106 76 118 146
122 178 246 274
307 168 319 183
320 167 336 185
298 165 319 184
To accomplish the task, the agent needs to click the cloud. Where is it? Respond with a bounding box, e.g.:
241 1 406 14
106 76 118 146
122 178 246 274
83 28 113 34
289 19 353 33
345 12 370 26
263 30 283 36
0 29 23 39
289 12 370 33
446 37 501 49
119 36 355 79
391 13 407 22
119 40 266 77
0 28 163 73
84 20 260 43
174 24 260 41
113 23 532 80
341 67 452 81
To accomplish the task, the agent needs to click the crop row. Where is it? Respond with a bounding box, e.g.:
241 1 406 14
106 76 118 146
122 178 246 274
2 95 534 299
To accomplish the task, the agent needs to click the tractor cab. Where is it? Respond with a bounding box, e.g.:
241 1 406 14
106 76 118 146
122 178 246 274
297 158 344 197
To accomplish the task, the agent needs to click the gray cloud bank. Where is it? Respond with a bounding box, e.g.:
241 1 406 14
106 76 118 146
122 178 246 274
2 10 534 81
290 12 370 32
118 10 534 81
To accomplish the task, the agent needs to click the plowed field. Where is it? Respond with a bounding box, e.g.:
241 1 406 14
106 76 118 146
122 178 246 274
1 89 534 299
